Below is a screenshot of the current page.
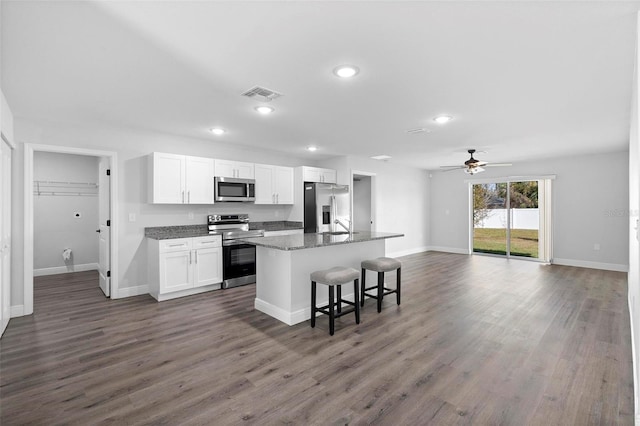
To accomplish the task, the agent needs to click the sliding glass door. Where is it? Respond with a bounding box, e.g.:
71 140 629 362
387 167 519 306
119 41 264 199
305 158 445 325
473 180 546 260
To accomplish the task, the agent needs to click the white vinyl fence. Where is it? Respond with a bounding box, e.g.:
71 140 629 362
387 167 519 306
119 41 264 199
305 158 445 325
476 208 539 230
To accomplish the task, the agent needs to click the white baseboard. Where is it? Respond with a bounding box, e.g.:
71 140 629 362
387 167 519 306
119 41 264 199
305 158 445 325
552 258 628 272
628 292 639 424
255 298 297 325
427 246 471 255
255 292 357 327
34 263 99 277
387 246 429 258
113 285 149 299
10 305 25 317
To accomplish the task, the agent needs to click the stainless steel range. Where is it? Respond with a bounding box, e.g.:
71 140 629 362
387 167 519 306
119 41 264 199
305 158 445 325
208 214 264 288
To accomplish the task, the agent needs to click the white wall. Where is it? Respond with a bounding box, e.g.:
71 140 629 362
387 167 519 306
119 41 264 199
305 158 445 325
431 150 629 270
11 118 315 306
1 91 14 143
627 11 640 422
33 152 99 271
317 155 430 257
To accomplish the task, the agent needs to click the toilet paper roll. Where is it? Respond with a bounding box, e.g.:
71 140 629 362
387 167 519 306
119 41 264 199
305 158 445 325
62 248 72 261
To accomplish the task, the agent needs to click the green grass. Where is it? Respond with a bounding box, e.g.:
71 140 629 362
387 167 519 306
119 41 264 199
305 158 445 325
473 228 539 258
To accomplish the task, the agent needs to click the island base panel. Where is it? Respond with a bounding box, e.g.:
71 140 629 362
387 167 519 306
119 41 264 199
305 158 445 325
254 240 384 325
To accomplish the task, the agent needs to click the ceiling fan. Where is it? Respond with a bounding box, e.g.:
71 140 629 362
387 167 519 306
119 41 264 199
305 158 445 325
440 149 512 175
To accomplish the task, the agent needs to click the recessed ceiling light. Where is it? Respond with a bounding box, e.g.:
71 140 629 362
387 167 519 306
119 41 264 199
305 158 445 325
333 65 360 78
210 127 225 135
371 155 392 161
307 146 318 152
433 115 453 124
255 105 274 114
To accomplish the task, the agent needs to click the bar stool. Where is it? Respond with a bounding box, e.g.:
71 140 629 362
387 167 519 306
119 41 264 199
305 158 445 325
361 257 402 313
310 266 360 335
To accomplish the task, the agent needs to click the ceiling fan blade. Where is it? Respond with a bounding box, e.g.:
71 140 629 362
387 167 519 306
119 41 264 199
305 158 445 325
485 163 512 167
476 161 488 167
439 165 466 169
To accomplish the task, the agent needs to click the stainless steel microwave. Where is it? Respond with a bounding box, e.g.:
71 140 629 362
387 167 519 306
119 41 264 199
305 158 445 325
214 177 255 202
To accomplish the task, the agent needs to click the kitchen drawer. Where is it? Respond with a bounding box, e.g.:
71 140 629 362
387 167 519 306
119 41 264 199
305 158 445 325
192 235 222 249
159 238 192 253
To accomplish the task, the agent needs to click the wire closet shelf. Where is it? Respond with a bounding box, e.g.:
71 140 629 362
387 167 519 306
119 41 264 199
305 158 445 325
33 180 98 197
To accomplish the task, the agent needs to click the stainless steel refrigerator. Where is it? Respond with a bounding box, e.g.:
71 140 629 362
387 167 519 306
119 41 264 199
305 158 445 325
304 183 351 233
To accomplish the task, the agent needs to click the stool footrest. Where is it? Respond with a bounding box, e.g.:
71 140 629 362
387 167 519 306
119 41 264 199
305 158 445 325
363 287 398 299
316 305 357 319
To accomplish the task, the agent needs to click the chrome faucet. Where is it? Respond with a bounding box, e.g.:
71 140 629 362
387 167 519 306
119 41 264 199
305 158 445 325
334 218 351 233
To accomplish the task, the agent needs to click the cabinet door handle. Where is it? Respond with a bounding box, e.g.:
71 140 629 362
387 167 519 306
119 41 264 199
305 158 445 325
189 251 192 264
182 191 185 203
188 191 190 203
276 193 279 204
169 243 185 247
194 251 198 264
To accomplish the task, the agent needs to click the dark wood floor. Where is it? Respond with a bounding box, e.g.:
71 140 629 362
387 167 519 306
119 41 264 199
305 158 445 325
0 252 634 425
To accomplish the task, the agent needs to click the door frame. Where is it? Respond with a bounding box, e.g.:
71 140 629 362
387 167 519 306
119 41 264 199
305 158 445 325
351 170 377 232
467 175 555 262
23 144 118 315
1 133 15 337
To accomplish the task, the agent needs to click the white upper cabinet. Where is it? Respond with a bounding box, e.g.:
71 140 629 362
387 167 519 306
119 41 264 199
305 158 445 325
214 159 255 179
274 166 294 204
185 156 215 204
149 152 214 204
254 164 294 204
150 153 185 204
301 166 337 184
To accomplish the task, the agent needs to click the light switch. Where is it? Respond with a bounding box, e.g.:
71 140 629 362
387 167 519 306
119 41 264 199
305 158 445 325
129 213 136 222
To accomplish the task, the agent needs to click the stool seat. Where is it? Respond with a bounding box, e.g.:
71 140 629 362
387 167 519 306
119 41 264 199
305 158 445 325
361 257 401 273
311 266 359 286
361 257 401 313
310 266 360 335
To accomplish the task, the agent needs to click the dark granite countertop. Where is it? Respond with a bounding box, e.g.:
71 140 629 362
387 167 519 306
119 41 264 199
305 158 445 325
145 225 211 240
145 221 303 240
239 231 403 251
249 221 303 232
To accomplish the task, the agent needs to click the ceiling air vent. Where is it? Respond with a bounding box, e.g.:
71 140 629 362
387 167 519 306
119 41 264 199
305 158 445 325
241 86 283 102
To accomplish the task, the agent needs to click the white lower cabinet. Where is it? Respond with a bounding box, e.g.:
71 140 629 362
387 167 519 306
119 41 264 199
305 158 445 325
148 235 222 301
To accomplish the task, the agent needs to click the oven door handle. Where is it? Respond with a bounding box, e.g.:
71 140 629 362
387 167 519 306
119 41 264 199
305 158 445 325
223 240 254 247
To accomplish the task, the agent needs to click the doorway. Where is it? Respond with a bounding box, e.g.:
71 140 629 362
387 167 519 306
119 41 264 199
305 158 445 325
352 171 376 232
23 144 118 316
471 179 552 261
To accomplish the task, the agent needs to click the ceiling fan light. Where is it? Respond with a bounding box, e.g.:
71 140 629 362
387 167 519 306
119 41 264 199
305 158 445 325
464 166 485 175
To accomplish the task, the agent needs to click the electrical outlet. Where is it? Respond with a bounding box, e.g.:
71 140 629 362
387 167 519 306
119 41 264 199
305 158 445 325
188 212 194 220
275 210 280 218
593 243 600 251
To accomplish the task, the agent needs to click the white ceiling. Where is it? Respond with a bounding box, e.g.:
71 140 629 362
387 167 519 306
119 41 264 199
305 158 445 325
2 1 640 169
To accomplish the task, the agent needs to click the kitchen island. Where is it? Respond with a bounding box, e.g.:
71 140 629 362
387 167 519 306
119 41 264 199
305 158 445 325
240 231 403 325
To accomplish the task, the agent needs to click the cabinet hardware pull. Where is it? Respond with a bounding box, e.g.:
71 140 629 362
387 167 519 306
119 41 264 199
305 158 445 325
188 191 190 203
182 191 185 203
